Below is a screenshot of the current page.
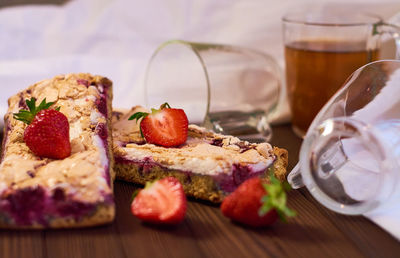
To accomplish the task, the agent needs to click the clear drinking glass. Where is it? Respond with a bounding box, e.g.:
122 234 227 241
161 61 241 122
288 60 400 215
144 40 282 141
283 7 400 137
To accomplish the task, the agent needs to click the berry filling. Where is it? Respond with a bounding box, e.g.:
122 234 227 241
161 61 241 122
92 82 113 187
114 156 274 193
215 164 270 193
210 138 223 147
0 186 113 226
77 79 90 87
210 138 255 153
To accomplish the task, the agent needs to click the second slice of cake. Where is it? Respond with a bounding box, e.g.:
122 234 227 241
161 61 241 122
113 106 288 203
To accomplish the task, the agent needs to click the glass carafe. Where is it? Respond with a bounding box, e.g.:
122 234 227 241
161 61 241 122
288 60 400 214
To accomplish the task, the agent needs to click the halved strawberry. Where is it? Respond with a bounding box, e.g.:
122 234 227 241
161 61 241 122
129 103 188 147
13 98 71 159
221 174 296 227
131 177 187 224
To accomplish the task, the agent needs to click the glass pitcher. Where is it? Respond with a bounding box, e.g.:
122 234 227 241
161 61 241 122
288 60 400 215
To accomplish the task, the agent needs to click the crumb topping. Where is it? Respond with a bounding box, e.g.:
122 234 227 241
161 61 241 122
0 74 112 203
112 107 275 176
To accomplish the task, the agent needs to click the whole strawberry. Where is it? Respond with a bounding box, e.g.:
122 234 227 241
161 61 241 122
221 175 295 227
131 177 187 224
14 98 71 159
129 103 188 147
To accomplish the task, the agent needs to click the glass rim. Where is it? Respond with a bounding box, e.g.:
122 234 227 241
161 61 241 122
282 12 382 27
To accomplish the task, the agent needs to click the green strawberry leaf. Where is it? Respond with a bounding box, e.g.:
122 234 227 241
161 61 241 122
131 180 157 202
128 112 149 138
26 98 37 114
258 172 296 221
128 112 149 122
131 189 141 202
160 102 171 109
13 97 58 125
131 180 158 202
144 180 155 189
38 98 55 110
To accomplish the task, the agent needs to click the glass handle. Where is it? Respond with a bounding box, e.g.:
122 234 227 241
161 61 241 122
376 21 400 59
389 13 400 59
395 36 400 60
287 163 305 189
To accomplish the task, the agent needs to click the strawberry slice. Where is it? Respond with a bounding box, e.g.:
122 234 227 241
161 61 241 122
131 177 187 224
129 103 188 147
221 174 296 227
13 98 71 159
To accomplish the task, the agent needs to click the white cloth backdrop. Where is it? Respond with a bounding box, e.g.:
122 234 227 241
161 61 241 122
1 0 400 239
1 0 399 122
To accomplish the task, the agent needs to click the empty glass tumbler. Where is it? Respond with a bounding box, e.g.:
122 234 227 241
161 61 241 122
144 40 282 141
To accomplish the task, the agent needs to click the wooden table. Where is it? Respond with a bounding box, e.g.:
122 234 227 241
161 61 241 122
0 124 399 258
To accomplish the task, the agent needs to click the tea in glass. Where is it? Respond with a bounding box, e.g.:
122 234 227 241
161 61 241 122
285 39 379 135
282 9 382 137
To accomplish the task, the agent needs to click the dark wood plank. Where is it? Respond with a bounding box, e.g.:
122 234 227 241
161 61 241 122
251 189 366 258
44 224 125 258
272 124 400 257
114 181 204 258
298 189 400 258
0 124 399 258
0 230 44 258
113 181 365 258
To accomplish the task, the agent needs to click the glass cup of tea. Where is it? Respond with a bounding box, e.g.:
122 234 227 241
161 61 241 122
144 40 282 141
288 60 400 215
283 8 400 137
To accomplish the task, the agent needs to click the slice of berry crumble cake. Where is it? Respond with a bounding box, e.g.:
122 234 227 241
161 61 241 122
0 73 115 228
113 106 288 203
